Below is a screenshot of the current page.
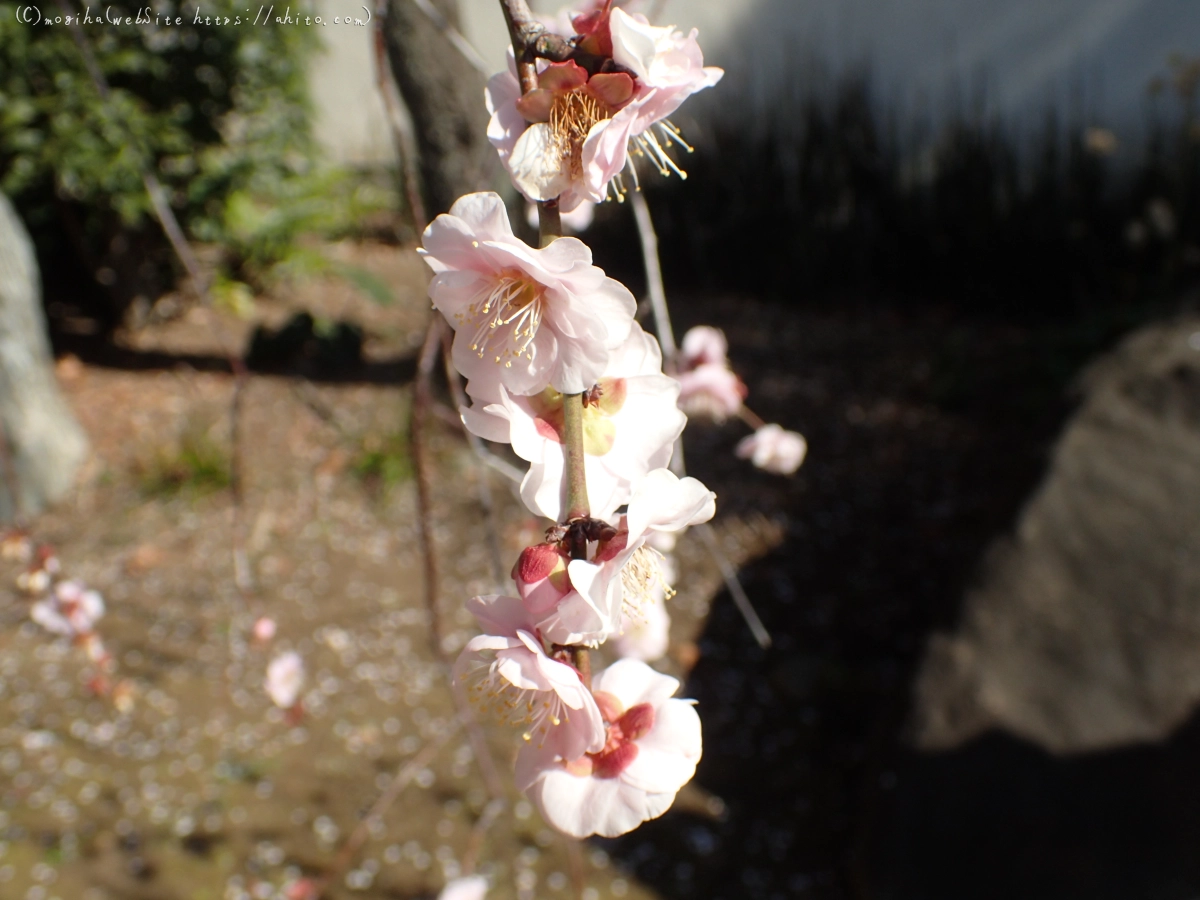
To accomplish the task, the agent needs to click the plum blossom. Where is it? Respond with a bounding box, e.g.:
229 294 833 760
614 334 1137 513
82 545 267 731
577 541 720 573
676 363 746 423
462 322 684 521
17 546 60 594
536 468 714 646
612 577 671 662
512 542 572 615
420 192 636 395
265 652 305 710
251 616 277 643
455 594 605 760
486 6 722 209
679 325 728 368
673 325 746 423
736 424 808 475
31 580 104 638
517 658 701 837
437 876 489 900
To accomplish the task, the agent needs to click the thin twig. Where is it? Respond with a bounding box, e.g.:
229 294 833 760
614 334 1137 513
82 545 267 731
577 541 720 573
631 190 677 367
412 318 447 658
698 522 771 649
631 188 772 648
229 372 252 594
461 796 507 875
411 317 508 803
738 404 768 431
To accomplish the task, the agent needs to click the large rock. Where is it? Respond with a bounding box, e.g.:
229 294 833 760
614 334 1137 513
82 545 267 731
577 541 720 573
0 193 88 520
913 314 1200 753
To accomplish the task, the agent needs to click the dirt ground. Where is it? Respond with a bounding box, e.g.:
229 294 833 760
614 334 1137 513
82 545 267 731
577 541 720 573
0 241 781 900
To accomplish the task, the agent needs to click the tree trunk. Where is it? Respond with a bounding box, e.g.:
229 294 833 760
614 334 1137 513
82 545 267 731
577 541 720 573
383 0 497 217
0 193 89 521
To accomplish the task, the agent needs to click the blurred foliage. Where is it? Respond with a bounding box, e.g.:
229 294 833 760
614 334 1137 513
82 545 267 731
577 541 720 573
137 428 231 497
352 428 413 497
0 2 394 318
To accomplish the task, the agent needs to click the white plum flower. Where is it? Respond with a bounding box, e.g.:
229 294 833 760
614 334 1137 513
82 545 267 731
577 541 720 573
485 7 722 209
612 578 671 662
437 875 489 900
517 658 701 838
736 424 807 475
462 322 685 521
679 325 729 369
420 192 636 396
673 325 746 422
31 580 104 638
265 652 305 710
455 594 605 761
537 468 714 646
676 363 746 423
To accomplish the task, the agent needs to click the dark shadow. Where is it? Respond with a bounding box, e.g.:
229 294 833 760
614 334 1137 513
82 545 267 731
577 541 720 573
49 328 419 386
599 296 1173 899
867 719 1200 900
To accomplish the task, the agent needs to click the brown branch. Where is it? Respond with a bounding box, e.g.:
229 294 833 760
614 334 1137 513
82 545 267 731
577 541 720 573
630 190 677 368
412 317 447 659
410 316 508 804
498 0 541 92
737 404 768 431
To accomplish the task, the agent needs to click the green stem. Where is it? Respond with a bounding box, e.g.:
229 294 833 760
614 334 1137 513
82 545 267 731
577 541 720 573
560 388 590 528
538 199 562 248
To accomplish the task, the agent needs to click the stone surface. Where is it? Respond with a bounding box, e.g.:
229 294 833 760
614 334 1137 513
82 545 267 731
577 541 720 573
0 192 88 521
912 314 1200 753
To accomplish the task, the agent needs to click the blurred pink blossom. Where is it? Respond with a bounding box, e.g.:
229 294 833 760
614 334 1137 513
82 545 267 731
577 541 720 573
736 424 808 475
265 652 305 710
31 580 104 638
438 876 489 900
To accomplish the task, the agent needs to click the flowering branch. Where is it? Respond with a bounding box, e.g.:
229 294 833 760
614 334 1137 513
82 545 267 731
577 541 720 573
500 0 592 544
418 0 724 844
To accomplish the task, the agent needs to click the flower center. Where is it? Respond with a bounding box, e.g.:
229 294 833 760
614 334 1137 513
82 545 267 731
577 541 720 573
550 88 614 178
566 695 656 779
461 641 573 749
458 274 545 368
621 545 675 618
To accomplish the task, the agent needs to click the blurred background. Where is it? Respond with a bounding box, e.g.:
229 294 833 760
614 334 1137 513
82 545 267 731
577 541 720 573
2 0 1200 898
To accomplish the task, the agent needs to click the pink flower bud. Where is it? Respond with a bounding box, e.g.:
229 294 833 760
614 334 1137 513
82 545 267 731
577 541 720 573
513 543 571 615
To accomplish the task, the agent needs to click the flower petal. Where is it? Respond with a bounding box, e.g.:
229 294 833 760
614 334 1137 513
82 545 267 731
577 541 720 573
510 123 571 202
